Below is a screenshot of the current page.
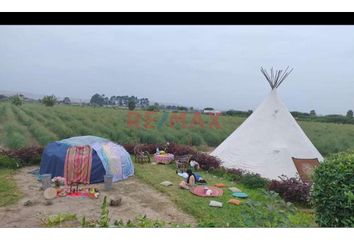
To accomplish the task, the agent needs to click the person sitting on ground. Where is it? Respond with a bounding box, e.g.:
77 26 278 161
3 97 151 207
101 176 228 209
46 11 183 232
178 169 207 185
179 169 196 189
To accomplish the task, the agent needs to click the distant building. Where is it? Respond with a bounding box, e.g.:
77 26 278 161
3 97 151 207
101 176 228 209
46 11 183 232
202 110 221 115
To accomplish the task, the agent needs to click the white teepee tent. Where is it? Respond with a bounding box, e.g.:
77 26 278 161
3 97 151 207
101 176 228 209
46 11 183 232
211 68 323 180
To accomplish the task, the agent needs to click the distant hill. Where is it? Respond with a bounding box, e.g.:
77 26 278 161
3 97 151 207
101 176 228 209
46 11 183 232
0 90 90 104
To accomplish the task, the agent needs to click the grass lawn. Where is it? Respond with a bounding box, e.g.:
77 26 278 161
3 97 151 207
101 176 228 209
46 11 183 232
0 169 22 207
135 163 316 227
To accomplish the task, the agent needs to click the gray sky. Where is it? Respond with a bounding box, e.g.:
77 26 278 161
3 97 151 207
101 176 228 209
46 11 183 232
0 25 353 114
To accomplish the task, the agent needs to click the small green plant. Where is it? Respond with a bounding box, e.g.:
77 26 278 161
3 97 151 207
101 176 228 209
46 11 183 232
239 172 270 189
42 213 77 227
42 95 57 107
239 190 298 227
0 155 21 169
311 150 354 227
114 215 166 228
80 196 181 228
98 196 110 227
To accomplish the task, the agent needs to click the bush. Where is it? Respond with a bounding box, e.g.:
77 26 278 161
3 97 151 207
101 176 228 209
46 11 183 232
0 146 43 166
268 175 311 206
192 152 221 170
0 155 21 169
239 172 270 189
311 151 354 227
225 167 245 182
167 143 195 156
42 95 57 107
10 95 23 106
122 143 135 154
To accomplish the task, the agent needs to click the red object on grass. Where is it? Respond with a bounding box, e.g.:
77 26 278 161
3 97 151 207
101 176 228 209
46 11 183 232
190 186 223 197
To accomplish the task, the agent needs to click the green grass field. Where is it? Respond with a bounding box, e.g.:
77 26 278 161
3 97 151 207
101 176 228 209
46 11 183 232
135 163 315 227
1 102 354 156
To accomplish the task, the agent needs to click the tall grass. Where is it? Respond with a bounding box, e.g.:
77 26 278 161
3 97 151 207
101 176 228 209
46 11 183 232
11 105 57 145
2 102 354 157
0 104 28 149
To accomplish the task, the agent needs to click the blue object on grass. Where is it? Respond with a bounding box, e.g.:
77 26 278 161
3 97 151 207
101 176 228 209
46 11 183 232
232 192 248 198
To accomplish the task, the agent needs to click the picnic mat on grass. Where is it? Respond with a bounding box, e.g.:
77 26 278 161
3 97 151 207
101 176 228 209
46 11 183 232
190 186 223 197
64 145 93 185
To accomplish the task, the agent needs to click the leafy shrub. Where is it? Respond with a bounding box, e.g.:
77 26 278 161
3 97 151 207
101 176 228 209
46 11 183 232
238 190 301 227
311 151 354 227
122 144 135 154
10 95 23 106
225 167 245 181
167 142 195 156
0 146 43 166
192 152 221 170
268 175 311 206
0 155 21 169
42 213 77 227
42 95 57 107
239 172 270 189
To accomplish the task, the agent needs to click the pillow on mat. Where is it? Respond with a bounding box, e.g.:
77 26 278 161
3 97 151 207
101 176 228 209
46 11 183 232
228 199 241 206
209 200 223 208
229 187 241 193
160 181 173 187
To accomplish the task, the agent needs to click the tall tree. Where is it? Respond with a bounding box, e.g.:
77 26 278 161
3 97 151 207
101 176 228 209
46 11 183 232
90 93 105 106
128 98 136 110
346 110 353 118
310 110 316 116
63 97 71 104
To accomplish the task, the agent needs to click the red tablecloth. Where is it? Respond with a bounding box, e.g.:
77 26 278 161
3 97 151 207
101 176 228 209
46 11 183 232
154 153 174 164
190 186 223 197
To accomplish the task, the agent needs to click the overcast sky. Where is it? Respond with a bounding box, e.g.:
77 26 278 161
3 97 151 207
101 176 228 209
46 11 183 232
0 25 353 114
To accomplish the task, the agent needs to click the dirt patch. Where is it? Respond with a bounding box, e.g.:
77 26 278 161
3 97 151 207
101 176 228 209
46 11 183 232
0 166 196 227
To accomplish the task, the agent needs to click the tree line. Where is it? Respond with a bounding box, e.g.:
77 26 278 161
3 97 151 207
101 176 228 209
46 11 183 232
89 94 149 110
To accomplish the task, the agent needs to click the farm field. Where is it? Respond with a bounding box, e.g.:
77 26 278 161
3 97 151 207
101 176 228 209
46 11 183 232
1 102 354 157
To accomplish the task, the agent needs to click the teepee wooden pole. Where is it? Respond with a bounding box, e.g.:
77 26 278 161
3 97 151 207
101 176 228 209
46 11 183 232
261 66 293 89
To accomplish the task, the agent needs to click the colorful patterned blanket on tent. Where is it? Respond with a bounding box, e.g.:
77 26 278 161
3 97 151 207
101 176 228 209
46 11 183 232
64 145 93 185
92 142 134 182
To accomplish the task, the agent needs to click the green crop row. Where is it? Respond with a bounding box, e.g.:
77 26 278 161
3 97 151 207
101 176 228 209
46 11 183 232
2 102 354 157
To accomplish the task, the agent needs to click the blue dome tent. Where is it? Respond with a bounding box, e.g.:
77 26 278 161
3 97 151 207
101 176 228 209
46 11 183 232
40 136 134 184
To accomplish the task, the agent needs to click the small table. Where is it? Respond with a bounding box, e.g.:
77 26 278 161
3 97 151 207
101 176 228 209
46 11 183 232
154 153 174 164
